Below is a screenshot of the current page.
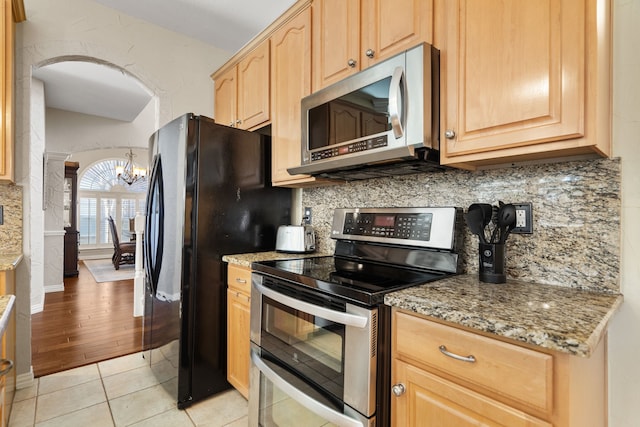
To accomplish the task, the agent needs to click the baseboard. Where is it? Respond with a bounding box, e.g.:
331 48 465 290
44 283 65 293
16 367 35 390
31 292 44 314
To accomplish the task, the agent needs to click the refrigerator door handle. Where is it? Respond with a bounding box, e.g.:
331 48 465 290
144 154 165 294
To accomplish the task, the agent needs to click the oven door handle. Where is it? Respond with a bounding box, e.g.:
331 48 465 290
254 282 368 328
251 350 365 427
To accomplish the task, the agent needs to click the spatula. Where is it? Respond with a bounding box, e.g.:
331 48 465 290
497 204 517 243
465 204 487 243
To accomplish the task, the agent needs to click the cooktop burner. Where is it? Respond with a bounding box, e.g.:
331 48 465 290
251 256 449 306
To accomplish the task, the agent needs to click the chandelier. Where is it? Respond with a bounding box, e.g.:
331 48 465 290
116 149 146 185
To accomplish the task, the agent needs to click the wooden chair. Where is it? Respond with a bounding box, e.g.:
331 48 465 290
107 215 136 270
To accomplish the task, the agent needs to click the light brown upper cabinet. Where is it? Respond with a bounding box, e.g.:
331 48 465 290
0 0 15 183
312 0 433 91
439 0 611 169
271 7 319 187
214 40 270 130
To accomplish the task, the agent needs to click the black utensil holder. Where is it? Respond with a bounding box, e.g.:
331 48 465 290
479 243 506 284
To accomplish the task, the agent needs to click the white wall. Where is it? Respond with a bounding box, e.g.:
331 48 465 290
609 1 640 425
13 0 231 382
45 99 157 154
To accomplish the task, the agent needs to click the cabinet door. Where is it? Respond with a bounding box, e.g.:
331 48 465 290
392 360 551 427
271 7 314 186
0 0 14 183
312 0 360 91
361 0 433 68
441 0 586 163
237 40 270 130
227 289 251 399
214 66 238 128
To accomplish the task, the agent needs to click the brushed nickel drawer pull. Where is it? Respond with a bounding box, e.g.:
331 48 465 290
235 278 247 284
439 345 476 363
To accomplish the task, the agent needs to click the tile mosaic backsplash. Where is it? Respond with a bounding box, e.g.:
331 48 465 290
302 158 621 293
0 184 23 254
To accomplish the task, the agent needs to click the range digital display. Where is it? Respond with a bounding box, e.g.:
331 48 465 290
374 215 395 227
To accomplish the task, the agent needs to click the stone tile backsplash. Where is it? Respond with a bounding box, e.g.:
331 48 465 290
0 184 23 254
302 158 621 293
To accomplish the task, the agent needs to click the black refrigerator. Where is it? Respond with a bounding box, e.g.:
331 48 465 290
143 113 291 409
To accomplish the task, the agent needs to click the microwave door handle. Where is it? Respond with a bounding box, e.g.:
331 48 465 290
388 66 405 139
254 282 368 328
251 350 364 427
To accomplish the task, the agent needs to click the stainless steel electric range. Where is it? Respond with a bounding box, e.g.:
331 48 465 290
249 207 462 427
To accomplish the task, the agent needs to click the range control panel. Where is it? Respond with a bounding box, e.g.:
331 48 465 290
342 212 432 241
331 207 459 251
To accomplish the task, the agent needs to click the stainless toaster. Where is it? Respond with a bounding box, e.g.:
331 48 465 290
275 225 316 253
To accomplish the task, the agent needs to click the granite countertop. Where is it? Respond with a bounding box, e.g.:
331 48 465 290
0 295 15 337
222 251 332 268
0 254 23 271
384 274 623 357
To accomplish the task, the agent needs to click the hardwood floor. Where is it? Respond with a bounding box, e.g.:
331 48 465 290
31 260 143 377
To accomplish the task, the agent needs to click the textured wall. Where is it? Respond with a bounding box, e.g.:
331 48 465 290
0 184 23 254
302 158 620 293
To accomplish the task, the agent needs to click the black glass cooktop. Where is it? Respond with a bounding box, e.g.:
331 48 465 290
251 256 449 306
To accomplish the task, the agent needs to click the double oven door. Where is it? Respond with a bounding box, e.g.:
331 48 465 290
249 273 377 427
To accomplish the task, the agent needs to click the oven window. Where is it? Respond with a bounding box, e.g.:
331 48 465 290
308 77 392 150
261 296 345 401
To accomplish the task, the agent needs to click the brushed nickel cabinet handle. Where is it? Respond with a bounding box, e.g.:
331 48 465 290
235 278 247 284
365 48 375 58
444 129 456 139
439 345 476 363
391 383 406 396
347 58 356 68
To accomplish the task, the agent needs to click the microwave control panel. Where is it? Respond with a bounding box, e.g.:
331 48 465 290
311 135 388 161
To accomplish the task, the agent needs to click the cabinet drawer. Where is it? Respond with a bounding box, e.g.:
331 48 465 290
227 264 252 294
394 311 553 415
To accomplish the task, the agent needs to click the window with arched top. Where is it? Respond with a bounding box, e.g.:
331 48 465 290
78 159 147 248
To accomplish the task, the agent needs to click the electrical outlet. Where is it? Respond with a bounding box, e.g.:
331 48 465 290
303 207 312 225
511 203 533 234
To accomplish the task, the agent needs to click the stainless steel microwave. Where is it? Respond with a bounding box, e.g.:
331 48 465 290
288 43 442 180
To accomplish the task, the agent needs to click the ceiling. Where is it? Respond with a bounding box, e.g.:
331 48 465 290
33 0 297 122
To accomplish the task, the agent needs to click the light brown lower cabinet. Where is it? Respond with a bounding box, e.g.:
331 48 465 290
391 308 607 427
227 264 252 399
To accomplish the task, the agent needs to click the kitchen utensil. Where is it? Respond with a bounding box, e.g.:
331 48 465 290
497 204 517 243
478 203 493 236
489 204 500 243
465 204 487 243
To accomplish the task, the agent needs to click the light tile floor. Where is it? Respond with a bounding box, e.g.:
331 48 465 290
8 351 249 427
